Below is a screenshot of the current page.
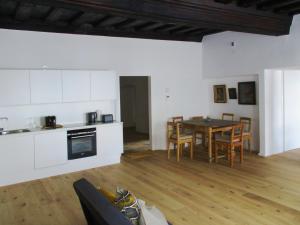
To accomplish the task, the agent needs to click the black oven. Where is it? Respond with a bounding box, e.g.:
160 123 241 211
67 128 97 160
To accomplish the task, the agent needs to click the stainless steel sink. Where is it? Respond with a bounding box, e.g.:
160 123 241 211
0 129 31 135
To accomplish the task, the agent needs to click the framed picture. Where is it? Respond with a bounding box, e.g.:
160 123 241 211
228 88 237 99
238 81 256 105
213 85 227 103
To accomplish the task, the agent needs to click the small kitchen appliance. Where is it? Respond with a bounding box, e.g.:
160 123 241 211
87 112 97 124
102 114 113 123
45 116 56 128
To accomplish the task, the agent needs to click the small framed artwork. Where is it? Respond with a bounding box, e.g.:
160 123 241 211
228 88 237 99
213 85 227 103
238 81 256 105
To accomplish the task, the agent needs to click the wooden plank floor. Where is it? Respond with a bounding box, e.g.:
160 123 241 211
1 149 300 225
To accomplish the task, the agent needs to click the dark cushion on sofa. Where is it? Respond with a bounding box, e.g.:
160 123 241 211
73 178 172 225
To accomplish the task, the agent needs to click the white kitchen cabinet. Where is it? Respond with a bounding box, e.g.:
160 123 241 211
91 71 117 100
62 70 90 102
97 123 123 158
30 70 62 104
34 131 67 169
0 70 30 106
0 135 35 186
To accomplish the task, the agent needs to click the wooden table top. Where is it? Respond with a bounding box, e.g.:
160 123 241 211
182 119 240 128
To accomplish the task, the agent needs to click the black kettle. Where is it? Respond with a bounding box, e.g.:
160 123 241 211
87 112 97 124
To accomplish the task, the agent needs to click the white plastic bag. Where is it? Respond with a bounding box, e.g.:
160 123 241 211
138 199 169 225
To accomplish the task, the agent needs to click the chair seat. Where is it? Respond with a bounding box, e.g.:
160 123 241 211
171 133 193 140
235 131 251 136
215 134 241 143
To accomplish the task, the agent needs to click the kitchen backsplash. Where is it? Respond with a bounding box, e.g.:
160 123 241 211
0 101 115 130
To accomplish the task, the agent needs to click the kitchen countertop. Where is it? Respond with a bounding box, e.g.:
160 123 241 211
0 121 121 137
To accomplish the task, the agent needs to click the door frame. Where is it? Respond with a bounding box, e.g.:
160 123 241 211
118 75 152 150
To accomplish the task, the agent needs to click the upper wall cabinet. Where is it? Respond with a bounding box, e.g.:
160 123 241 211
62 70 90 102
0 70 30 106
91 71 117 101
30 70 62 104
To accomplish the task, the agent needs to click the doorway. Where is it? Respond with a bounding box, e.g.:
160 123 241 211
120 76 150 152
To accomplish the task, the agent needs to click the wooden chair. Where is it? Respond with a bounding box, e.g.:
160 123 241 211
190 116 205 146
167 122 193 162
172 116 183 123
214 124 244 168
222 113 234 121
240 117 252 151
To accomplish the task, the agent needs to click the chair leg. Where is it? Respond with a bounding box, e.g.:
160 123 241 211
214 143 218 163
240 145 244 163
229 145 234 168
167 141 171 159
190 141 194 160
248 139 251 152
176 142 180 162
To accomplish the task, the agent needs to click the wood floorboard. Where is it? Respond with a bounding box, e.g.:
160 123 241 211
1 149 300 225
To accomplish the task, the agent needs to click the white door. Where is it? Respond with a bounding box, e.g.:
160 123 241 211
34 131 67 169
284 70 300 151
30 70 62 104
120 85 136 127
62 70 90 102
0 70 30 106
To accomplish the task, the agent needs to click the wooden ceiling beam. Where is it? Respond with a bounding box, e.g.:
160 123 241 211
14 2 34 21
258 0 300 10
0 16 204 42
21 0 292 35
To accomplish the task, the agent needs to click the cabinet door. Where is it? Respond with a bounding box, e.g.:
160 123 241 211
62 70 90 102
0 70 30 106
0 135 34 186
97 123 123 157
30 70 62 104
34 131 67 169
91 71 117 100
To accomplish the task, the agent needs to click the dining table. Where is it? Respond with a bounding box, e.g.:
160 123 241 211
182 118 241 163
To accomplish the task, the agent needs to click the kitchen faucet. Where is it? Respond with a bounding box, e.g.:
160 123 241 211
0 117 8 131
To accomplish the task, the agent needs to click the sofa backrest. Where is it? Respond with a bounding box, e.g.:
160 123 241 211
73 178 132 225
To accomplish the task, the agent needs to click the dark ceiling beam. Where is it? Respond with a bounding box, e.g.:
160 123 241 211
95 16 127 27
44 8 64 23
14 2 33 21
0 16 204 42
114 19 148 29
214 0 234 4
275 4 300 14
237 0 259 8
22 0 292 35
136 22 165 32
258 0 300 10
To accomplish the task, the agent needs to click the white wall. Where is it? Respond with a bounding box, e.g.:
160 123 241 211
202 15 300 156
206 75 259 150
283 70 300 152
202 15 300 78
0 28 207 150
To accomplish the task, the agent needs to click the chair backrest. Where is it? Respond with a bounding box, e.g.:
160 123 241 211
172 116 183 123
167 121 182 140
222 113 234 121
73 178 132 225
240 117 251 133
230 124 244 143
191 116 203 121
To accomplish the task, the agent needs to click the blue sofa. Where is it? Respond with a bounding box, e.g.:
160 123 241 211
73 178 172 225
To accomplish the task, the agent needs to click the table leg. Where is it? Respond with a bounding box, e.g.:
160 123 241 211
208 127 213 163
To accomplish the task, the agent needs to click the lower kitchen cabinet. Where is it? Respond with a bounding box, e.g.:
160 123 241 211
0 135 35 186
34 131 67 169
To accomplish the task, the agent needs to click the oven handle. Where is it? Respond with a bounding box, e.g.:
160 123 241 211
70 134 95 139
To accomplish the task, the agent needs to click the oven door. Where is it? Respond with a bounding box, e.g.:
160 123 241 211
67 128 97 160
